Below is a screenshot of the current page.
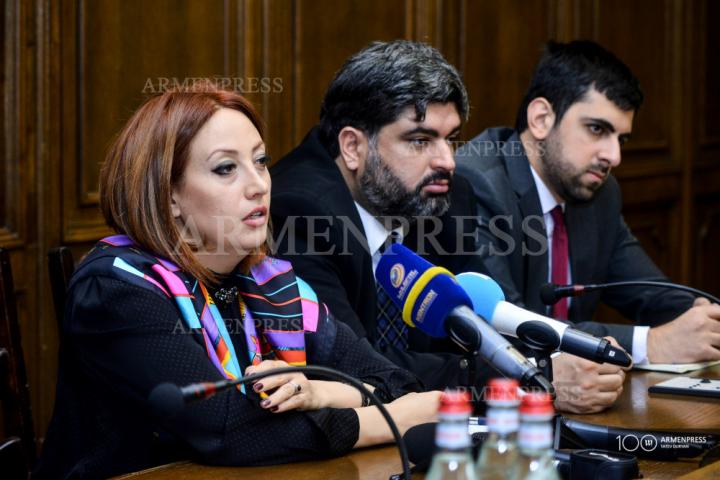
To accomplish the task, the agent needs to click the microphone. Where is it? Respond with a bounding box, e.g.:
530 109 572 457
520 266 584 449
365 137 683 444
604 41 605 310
540 281 720 306
455 272 631 367
375 244 553 394
149 365 413 479
558 417 719 460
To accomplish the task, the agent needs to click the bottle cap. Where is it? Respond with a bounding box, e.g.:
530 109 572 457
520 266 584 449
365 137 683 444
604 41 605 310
519 392 554 417
486 378 520 404
438 389 472 415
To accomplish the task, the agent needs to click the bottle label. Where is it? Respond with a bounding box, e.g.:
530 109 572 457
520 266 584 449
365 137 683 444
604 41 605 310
487 407 519 436
518 423 552 450
436 423 471 449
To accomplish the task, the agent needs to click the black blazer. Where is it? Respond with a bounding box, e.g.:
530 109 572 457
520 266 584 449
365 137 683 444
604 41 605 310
455 127 694 352
271 127 496 391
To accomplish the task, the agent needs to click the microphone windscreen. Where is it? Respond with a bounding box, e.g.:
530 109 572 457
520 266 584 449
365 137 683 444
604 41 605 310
375 243 472 338
539 283 558 305
404 421 487 472
455 272 505 321
149 382 185 418
404 422 437 470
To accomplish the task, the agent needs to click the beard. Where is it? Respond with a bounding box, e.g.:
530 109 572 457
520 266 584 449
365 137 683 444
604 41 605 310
358 146 452 219
540 130 610 204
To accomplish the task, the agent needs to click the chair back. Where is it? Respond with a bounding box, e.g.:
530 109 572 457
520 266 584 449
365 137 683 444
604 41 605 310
0 248 36 474
48 246 75 328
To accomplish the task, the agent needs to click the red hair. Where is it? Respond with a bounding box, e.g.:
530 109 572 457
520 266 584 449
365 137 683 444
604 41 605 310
100 81 269 284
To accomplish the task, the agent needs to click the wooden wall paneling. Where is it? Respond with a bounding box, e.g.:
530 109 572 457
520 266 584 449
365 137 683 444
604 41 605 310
1 0 26 248
459 0 558 139
292 0 409 151
59 0 232 244
578 0 675 163
435 0 463 71
2 0 47 446
249 0 296 160
409 0 440 45
34 0 65 446
573 0 691 290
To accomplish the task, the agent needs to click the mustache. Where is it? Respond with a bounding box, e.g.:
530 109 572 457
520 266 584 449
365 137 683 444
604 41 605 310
417 171 453 191
588 163 610 177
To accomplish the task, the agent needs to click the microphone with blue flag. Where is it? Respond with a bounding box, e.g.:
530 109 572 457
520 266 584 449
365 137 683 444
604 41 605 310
375 244 553 393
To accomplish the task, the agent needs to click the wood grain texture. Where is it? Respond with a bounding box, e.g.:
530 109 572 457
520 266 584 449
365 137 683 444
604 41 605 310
113 367 720 480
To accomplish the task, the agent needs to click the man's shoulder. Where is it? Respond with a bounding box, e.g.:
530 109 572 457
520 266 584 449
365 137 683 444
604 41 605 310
589 174 623 216
271 129 353 213
271 157 339 197
456 127 517 183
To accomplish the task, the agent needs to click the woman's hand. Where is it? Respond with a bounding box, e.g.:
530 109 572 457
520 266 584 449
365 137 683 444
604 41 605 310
245 360 319 413
245 360 369 413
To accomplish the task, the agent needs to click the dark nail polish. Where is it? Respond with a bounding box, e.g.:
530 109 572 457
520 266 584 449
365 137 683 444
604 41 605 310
261 399 270 408
253 383 263 392
270 406 278 412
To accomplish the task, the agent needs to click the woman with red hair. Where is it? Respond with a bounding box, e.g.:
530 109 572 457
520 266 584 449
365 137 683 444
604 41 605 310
35 83 440 479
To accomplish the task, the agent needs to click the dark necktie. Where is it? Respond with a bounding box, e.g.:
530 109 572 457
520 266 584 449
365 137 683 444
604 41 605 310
375 233 408 349
550 206 569 320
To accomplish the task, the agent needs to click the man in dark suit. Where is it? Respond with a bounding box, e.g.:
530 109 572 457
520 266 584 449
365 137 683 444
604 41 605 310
270 40 621 413
271 40 493 393
457 40 720 411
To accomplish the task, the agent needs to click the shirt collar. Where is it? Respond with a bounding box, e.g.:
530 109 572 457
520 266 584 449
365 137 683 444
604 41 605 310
354 202 404 258
530 164 563 215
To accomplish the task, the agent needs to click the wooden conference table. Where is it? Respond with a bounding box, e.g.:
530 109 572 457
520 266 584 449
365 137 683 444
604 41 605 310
118 365 720 480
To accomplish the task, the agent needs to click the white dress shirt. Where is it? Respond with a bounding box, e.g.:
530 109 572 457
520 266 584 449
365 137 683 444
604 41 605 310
354 202 404 276
529 166 648 364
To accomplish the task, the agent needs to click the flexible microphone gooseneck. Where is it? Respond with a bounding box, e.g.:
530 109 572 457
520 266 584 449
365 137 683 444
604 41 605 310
149 365 412 480
540 281 720 306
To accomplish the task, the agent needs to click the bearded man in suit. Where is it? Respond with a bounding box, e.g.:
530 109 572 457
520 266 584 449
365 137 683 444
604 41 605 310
270 40 630 413
456 41 720 398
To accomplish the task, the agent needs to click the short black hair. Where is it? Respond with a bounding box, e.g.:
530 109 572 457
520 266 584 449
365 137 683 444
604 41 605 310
515 40 643 132
319 40 469 158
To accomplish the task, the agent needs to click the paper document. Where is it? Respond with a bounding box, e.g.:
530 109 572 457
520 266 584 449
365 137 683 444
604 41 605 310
633 359 720 373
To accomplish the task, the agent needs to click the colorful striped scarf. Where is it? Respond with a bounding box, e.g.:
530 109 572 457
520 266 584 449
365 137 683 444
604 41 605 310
95 235 319 394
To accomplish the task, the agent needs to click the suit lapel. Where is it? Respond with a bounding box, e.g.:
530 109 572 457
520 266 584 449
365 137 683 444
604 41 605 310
303 128 379 332
330 177 378 331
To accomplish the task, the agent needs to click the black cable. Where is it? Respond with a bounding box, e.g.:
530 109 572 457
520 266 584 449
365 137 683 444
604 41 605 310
150 365 412 480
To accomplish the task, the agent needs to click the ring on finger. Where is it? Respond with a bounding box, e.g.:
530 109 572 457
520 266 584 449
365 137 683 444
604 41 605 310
287 380 302 394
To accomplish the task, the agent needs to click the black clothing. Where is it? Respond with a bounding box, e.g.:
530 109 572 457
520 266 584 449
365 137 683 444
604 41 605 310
455 127 695 352
271 127 497 393
35 246 421 479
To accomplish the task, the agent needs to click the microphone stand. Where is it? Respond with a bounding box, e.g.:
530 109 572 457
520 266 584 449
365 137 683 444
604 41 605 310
510 320 563 384
543 281 720 306
533 348 555 384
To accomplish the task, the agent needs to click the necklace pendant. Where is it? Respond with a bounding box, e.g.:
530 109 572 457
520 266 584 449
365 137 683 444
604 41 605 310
215 286 238 304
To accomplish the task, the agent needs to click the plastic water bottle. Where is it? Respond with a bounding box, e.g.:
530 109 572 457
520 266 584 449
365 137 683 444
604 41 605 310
476 378 520 479
514 392 559 480
426 390 478 480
